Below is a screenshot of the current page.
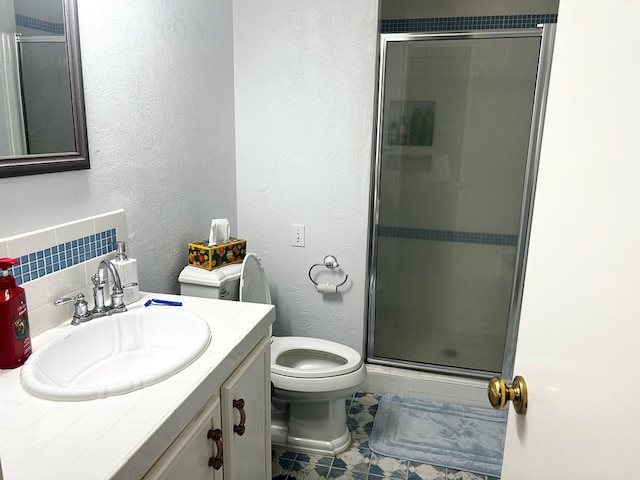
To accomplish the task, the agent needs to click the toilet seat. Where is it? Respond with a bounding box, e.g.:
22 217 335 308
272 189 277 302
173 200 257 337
240 253 272 304
237 254 366 396
271 336 362 378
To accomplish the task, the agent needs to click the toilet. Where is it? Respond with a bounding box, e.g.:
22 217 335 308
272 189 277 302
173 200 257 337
178 253 367 455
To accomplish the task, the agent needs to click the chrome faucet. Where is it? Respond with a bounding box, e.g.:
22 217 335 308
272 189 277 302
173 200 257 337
91 260 127 317
55 260 136 325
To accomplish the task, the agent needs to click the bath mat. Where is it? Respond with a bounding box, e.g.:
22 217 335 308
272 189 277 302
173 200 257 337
369 394 508 477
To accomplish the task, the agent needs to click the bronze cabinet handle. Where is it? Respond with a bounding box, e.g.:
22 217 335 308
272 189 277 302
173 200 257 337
233 399 246 436
207 428 223 469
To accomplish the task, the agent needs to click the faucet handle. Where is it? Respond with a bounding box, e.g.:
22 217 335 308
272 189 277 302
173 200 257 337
91 272 105 287
109 290 127 313
55 293 91 324
54 293 85 307
106 282 138 312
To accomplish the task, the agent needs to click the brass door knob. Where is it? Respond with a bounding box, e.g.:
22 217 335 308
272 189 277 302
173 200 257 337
487 375 528 414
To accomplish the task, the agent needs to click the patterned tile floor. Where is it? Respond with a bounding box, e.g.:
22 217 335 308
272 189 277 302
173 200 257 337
272 392 501 480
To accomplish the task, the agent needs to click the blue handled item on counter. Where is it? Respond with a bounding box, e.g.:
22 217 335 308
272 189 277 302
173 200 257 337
144 298 183 307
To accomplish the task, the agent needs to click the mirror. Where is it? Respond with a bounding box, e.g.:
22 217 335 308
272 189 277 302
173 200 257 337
0 0 88 177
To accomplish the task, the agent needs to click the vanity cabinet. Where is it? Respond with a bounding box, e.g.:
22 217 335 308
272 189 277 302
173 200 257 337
221 336 271 478
143 396 223 480
143 337 271 480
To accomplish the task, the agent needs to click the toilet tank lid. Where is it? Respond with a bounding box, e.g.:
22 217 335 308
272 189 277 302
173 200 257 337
178 264 242 287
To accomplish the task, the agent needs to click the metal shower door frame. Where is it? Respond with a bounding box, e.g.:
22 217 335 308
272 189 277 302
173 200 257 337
366 24 557 379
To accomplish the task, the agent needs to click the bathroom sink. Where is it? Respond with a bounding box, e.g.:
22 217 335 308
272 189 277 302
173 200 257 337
20 308 211 401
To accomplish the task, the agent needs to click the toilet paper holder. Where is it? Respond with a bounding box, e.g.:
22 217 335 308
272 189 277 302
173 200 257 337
308 255 348 294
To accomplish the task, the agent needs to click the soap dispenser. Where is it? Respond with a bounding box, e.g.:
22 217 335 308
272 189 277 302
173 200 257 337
110 241 140 305
0 258 32 369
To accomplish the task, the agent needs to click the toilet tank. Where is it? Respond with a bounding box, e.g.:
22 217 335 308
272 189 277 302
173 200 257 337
178 264 242 300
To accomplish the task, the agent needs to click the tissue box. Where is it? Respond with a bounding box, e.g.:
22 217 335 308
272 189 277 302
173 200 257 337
188 238 247 271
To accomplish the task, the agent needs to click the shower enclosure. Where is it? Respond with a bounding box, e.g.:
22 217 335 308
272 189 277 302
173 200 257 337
367 26 555 378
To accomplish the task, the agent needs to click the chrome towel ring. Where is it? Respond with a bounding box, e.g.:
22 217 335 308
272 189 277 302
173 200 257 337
308 255 348 294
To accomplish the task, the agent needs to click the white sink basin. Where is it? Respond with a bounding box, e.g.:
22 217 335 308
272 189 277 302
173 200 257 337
20 308 211 401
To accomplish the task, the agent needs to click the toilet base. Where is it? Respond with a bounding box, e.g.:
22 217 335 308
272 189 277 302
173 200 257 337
271 397 352 455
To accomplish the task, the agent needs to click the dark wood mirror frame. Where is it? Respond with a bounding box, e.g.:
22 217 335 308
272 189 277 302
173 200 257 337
0 0 89 178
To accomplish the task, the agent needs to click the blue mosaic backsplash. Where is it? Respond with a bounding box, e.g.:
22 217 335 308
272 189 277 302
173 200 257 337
381 14 558 33
379 225 517 246
10 229 117 285
15 14 64 35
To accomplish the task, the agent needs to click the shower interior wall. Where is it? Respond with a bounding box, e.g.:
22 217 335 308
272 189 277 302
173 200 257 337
381 0 560 19
366 0 560 397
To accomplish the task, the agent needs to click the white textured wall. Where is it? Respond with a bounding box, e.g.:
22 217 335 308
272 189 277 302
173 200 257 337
0 0 238 294
233 0 379 353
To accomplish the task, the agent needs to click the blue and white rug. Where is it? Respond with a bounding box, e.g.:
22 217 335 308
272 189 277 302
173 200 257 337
369 394 508 477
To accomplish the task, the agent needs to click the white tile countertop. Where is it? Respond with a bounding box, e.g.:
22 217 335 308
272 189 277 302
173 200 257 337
0 293 275 480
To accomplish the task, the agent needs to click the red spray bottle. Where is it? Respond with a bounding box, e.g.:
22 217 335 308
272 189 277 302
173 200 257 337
0 258 31 369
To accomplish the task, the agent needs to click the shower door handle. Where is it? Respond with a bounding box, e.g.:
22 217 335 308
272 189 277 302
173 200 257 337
487 375 528 414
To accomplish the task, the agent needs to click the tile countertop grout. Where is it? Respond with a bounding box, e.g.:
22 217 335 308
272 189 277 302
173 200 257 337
0 293 275 480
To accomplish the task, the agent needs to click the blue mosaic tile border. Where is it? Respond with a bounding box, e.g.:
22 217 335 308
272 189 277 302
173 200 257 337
15 14 64 35
381 14 558 33
9 229 117 285
379 225 517 246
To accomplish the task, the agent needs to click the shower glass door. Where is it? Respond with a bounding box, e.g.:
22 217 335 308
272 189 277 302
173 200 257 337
368 29 552 376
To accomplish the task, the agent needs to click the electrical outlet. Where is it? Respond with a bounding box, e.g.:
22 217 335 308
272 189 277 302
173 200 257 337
292 224 305 247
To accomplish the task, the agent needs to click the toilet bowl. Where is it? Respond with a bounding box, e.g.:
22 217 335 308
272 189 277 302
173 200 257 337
178 253 367 455
270 335 366 454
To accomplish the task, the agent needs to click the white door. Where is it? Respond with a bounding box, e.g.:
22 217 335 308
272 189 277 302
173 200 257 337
500 1 640 478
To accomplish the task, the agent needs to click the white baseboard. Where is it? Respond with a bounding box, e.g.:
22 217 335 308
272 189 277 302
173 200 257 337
362 364 491 409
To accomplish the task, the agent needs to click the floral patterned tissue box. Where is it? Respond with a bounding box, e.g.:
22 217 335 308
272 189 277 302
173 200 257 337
188 238 246 270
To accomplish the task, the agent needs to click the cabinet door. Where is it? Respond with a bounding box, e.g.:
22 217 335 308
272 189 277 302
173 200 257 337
221 337 271 479
143 396 223 480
